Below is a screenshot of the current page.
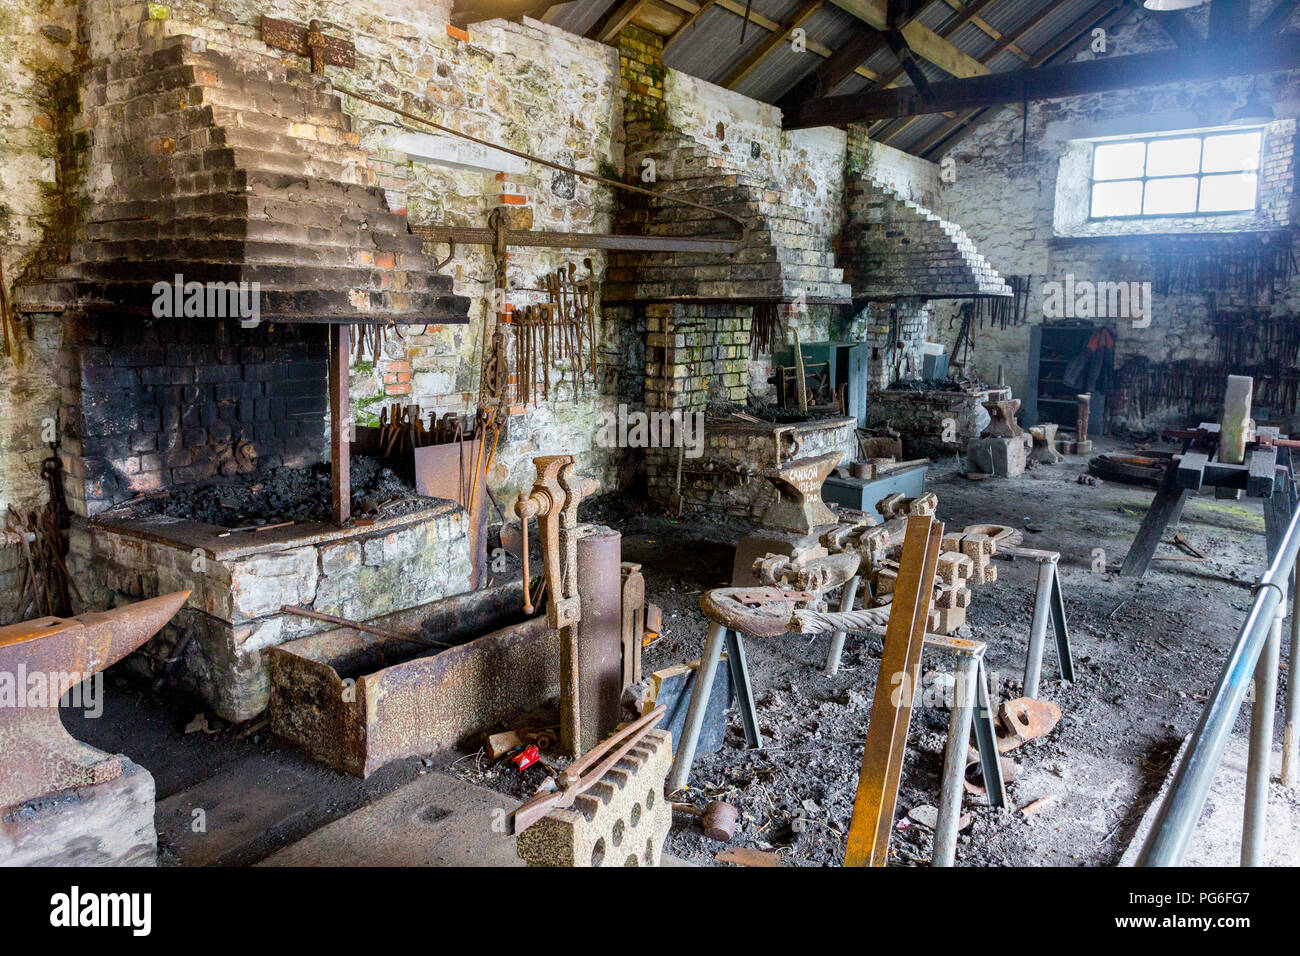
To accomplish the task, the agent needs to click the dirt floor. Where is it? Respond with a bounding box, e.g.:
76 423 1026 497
450 436 1281 866
63 436 1286 866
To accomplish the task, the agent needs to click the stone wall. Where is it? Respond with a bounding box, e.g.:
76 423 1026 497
928 6 1300 431
70 504 471 720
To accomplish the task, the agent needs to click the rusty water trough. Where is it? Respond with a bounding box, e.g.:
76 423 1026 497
267 580 557 777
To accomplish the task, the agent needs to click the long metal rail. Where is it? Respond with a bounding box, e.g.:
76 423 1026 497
1137 485 1300 866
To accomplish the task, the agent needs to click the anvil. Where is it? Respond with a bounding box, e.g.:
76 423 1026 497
0 591 189 811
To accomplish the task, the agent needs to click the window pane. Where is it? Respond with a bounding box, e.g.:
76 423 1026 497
1093 142 1146 180
1198 172 1258 212
1145 137 1201 176
1143 177 1199 214
1092 180 1143 217
1202 132 1262 173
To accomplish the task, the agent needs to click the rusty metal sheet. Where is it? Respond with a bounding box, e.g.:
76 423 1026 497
0 592 189 811
268 582 557 777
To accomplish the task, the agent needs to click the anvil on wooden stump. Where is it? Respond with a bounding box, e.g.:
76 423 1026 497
758 452 842 534
0 591 189 812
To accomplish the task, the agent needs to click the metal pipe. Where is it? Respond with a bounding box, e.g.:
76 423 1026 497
824 575 861 676
1242 605 1283 865
667 621 728 792
1138 498 1300 866
1023 556 1055 698
934 649 980 867
1283 563 1300 789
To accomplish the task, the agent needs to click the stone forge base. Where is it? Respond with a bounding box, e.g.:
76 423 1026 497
517 728 673 867
0 758 156 866
967 435 1029 477
67 502 472 722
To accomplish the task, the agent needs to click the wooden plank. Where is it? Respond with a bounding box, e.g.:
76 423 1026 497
844 514 943 866
1120 467 1190 579
722 0 825 88
788 32 1300 127
1248 447 1280 498
1176 451 1209 490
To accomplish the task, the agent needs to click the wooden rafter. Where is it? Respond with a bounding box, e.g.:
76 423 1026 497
722 0 826 88
868 0 1043 143
826 0 998 80
658 0 887 83
587 0 654 42
938 0 1031 59
1209 0 1250 40
907 0 1130 156
1140 1 1204 50
1254 0 1300 36
664 0 718 50
791 11 1300 126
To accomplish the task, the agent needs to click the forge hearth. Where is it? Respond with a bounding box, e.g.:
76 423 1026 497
68 500 472 722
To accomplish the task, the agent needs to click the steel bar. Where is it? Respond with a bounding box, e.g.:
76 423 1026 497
1243 605 1284 865
1284 563 1300 789
329 324 351 526
723 629 762 748
1138 492 1300 866
411 224 742 256
824 574 861 675
1023 556 1056 698
974 657 1007 808
667 621 729 791
845 515 943 867
934 647 980 867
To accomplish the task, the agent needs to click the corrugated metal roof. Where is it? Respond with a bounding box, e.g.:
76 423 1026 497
541 0 1144 155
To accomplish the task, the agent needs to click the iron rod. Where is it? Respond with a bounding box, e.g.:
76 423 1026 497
934 650 980 867
1284 563 1300 789
1138 496 1300 866
824 574 861 676
1242 606 1283 865
1023 556 1055 698
667 621 728 792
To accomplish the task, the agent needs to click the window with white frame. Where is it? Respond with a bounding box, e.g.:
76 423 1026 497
1089 129 1263 219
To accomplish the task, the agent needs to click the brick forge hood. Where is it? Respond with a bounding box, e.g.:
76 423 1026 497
21 34 470 326
841 172 1011 302
602 122 852 305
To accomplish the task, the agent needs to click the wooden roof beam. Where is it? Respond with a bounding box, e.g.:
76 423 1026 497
787 30 1300 127
587 0 655 42
722 0 826 88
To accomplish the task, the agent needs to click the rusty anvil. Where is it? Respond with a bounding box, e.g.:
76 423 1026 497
0 591 189 812
514 456 600 754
